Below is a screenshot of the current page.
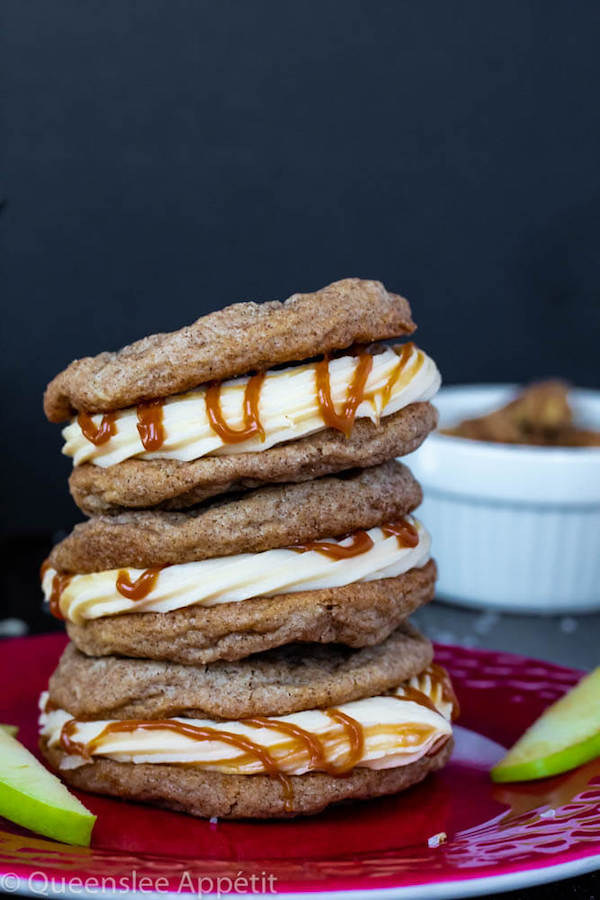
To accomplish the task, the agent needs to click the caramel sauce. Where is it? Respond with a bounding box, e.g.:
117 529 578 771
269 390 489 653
136 399 165 451
246 710 365 778
77 411 117 446
315 349 374 437
48 573 72 620
376 342 419 409
396 685 440 715
428 663 461 720
381 518 419 548
116 567 163 601
291 530 374 559
326 709 365 772
392 664 459 721
61 718 278 765
290 517 418 559
374 722 437 747
245 718 329 771
58 708 367 813
205 372 266 444
313 341 422 438
244 717 327 810
59 713 438 769
59 717 295 811
75 342 423 455
56 688 448 811
40 559 72 621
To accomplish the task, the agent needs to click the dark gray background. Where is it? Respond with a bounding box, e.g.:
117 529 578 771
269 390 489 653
3 0 600 535
2 8 600 897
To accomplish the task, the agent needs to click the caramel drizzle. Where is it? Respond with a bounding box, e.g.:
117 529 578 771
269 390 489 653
428 662 461 721
77 411 117 446
395 664 460 722
57 678 452 768
60 718 282 767
246 709 364 778
315 349 374 437
205 372 266 444
41 558 71 620
291 530 374 559
56 689 445 811
58 708 368 813
326 709 365 772
244 717 329 811
394 686 440 716
291 516 419 559
245 718 328 772
59 717 307 814
204 341 420 447
44 517 420 621
314 341 421 438
77 342 422 451
48 573 71 620
136 399 165 451
115 567 164 601
377 342 418 409
381 518 419 548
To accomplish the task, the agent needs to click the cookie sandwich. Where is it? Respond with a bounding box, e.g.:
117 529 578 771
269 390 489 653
44 278 440 513
43 462 435 663
40 625 457 819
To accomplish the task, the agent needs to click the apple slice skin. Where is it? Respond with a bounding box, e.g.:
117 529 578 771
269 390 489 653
491 730 600 783
0 725 18 737
0 780 95 846
491 667 600 784
0 730 95 846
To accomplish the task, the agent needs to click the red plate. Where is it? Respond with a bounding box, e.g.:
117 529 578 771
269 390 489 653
0 634 599 899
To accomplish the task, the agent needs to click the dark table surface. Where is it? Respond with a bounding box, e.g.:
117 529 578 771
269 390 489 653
1 534 598 899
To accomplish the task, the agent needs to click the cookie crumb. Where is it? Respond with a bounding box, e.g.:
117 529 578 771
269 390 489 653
428 831 447 848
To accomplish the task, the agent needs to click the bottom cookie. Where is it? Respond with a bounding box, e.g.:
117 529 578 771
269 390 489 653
40 738 452 819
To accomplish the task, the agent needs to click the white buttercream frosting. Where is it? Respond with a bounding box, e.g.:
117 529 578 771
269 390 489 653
42 518 431 623
62 342 440 467
39 669 453 775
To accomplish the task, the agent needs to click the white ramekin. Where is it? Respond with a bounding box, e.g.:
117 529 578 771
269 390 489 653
407 385 600 614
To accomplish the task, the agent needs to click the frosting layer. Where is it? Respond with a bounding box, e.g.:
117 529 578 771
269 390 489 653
62 343 440 467
42 518 431 623
39 667 453 775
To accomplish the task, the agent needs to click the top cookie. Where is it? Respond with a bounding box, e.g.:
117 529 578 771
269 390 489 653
44 278 415 422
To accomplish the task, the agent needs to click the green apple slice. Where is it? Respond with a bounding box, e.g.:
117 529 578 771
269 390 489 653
492 667 600 783
0 728 95 845
0 725 18 737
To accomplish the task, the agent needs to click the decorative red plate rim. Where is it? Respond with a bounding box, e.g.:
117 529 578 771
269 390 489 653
0 634 598 899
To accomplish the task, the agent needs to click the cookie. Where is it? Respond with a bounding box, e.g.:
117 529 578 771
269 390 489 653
49 461 422 573
44 279 415 422
40 738 452 819
69 403 437 515
49 623 433 720
66 561 436 664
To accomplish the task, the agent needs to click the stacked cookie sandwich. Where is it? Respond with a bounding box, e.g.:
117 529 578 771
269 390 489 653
39 278 458 819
